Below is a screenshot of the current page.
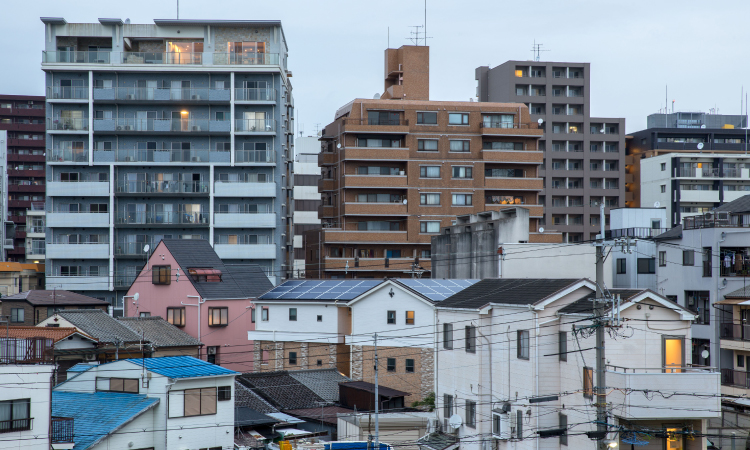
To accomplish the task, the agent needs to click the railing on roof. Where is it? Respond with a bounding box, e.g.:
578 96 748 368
683 212 748 230
0 337 53 364
51 417 74 444
605 227 670 239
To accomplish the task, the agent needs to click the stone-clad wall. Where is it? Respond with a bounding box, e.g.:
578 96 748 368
214 27 271 53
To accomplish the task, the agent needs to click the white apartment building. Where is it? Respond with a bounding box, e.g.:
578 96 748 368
609 207 668 290
432 278 719 450
0 131 13 261
293 136 321 278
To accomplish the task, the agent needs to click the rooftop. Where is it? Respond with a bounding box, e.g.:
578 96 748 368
438 278 582 310
284 406 354 425
259 280 382 302
2 326 95 343
234 406 279 427
235 380 280 414
117 316 203 348
54 310 142 344
558 289 644 315
3 290 109 306
126 355 238 379
238 371 327 410
394 279 480 302
714 195 750 214
339 381 409 398
287 368 351 402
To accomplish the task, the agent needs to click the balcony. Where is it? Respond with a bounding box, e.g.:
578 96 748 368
481 149 543 164
234 118 276 134
51 417 74 446
114 148 225 163
101 87 226 102
679 189 719 203
115 241 153 257
116 180 209 195
47 118 88 132
43 50 111 64
343 202 408 216
2 123 46 132
47 243 109 259
214 243 276 259
318 179 335 192
342 147 410 161
0 337 53 364
47 212 109 228
212 52 280 65
319 152 337 166
483 177 543 190
343 175 407 188
214 212 275 228
341 118 410 134
606 365 720 419
47 149 89 163
47 85 88 100
96 118 224 133
480 121 543 136
235 87 276 102
113 273 136 288
8 138 45 148
122 52 202 65
235 149 276 164
214 181 276 197
321 228 408 243
115 211 208 226
48 181 109 197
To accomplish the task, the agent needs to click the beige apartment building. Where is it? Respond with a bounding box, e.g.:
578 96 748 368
306 45 546 278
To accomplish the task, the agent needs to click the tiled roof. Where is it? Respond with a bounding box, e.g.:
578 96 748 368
417 431 459 450
117 316 203 348
715 195 750 213
558 289 644 315
1 326 95 343
235 406 279 427
438 279 581 310
56 310 142 344
284 406 354 425
288 369 350 402
2 290 109 306
235 380 280 414
0 262 43 273
52 391 159 450
653 225 683 240
725 286 750 299
340 381 409 398
67 363 98 374
126 355 238 379
238 371 327 410
161 239 273 299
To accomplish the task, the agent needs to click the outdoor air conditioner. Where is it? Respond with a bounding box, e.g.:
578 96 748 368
126 94 135 100
116 125 123 131
191 94 201 100
125 156 133 162
84 354 96 361
192 125 201 131
191 156 199 162
124 125 133 131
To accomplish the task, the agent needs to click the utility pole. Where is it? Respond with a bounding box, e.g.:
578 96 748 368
374 333 379 450
595 203 608 449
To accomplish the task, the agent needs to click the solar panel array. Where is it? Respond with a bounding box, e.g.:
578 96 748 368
398 279 481 301
260 280 382 301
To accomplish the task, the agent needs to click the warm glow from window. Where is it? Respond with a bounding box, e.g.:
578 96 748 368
514 70 524 77
664 338 683 373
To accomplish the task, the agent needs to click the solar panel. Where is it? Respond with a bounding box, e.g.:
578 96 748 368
260 279 382 301
398 279 480 301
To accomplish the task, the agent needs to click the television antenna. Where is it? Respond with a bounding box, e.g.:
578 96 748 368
407 25 431 46
530 40 549 62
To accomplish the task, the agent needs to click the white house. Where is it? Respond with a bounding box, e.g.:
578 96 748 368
52 355 237 450
609 207 668 290
431 278 720 450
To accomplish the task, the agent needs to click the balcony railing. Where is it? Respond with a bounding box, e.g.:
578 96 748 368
116 241 154 256
103 118 216 132
721 368 750 388
51 417 74 444
605 227 669 239
720 261 750 277
235 87 276 101
116 180 209 194
113 87 216 101
720 322 750 340
212 52 279 65
0 418 33 433
43 50 111 63
234 118 276 132
0 337 53 364
122 52 202 65
116 211 208 225
48 118 88 131
47 86 88 100
343 118 409 126
114 148 216 163
47 149 89 162
481 121 537 129
114 274 137 287
235 149 275 163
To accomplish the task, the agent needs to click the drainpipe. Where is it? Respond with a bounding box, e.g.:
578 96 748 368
536 314 560 450
477 324 493 438
165 379 176 448
182 295 204 358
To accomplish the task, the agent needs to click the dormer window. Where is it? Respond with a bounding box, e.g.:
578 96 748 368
188 268 222 282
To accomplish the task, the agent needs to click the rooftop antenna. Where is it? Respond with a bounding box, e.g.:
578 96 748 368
177 0 179 19
407 25 426 46
530 40 549 62
313 123 322 135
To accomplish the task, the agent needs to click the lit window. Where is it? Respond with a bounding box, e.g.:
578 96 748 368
405 311 415 325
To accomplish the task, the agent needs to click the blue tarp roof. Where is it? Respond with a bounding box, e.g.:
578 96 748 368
125 355 238 379
52 391 159 450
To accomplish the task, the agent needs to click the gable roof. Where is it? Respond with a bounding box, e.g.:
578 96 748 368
394 279 481 302
52 391 159 450
237 371 327 410
438 279 581 310
558 289 696 320
725 286 750 299
159 239 273 299
4 326 96 343
55 310 142 343
126 355 238 379
259 280 383 302
714 194 750 213
339 381 409 398
557 289 644 315
654 225 683 240
235 380 280 414
117 317 203 348
287 368 350 402
2 290 110 306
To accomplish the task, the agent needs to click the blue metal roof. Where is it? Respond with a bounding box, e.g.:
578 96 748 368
126 355 238 379
260 280 382 301
397 279 481 302
67 363 97 374
52 391 159 450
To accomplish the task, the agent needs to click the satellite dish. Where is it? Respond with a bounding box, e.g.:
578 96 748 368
697 143 704 150
336 143 342 149
537 118 543 125
143 244 150 253
538 227 545 233
701 124 706 129
654 201 660 208
133 293 139 302
701 349 709 359
448 414 463 430
600 128 605 134
402 199 407 205
373 93 380 99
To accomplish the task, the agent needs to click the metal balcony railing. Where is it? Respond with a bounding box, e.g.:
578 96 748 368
43 50 111 63
0 418 33 433
122 52 202 65
114 148 214 163
113 86 218 101
116 211 208 225
235 149 275 163
47 149 89 162
234 118 276 132
47 86 88 99
116 180 209 194
0 337 53 364
51 417 74 444
48 118 88 131
721 368 750 388
235 87 276 101
212 52 279 65
105 118 215 132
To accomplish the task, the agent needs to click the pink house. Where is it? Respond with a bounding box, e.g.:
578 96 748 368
124 239 273 372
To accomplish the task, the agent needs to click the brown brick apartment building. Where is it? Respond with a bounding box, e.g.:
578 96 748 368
0 95 46 262
307 46 544 278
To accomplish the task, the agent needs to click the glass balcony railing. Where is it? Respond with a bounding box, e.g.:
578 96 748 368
47 149 89 162
235 149 275 163
116 241 154 256
122 52 202 65
48 118 88 131
43 50 111 64
116 210 208 225
235 118 276 132
235 87 276 101
212 52 279 65
114 273 137 287
114 148 214 163
47 86 88 99
116 180 209 194
44 51 282 67
102 118 215 132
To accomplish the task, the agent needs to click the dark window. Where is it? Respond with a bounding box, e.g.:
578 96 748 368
703 247 712 277
0 399 30 433
405 359 415 373
443 394 453 418
387 310 396 324
10 308 24 323
517 330 530 359
317 315 323 322
417 111 438 125
405 310 415 325
289 352 297 365
207 346 219 365
443 323 453 349
739 355 745 368
152 265 171 284
583 367 594 399
659 251 666 267
559 413 568 445
294 174 320 186
106 378 139 393
183 388 217 417
616 258 626 274
167 307 185 327
289 308 297 321
637 258 655 274
683 250 695 266
685 291 710 324
465 400 476 428
465 325 476 353
368 111 400 125
261 308 269 321
294 200 321 211
217 386 231 401
387 358 396 372
317 359 322 366
559 331 567 361
666 295 678 303
516 410 523 440
208 307 228 326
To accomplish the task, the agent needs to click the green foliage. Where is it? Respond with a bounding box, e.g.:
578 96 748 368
411 391 435 411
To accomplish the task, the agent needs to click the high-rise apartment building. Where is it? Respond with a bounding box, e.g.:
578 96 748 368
647 111 747 129
476 62 626 242
0 96 46 262
0 131 11 261
292 136 321 278
308 46 544 279
41 18 293 314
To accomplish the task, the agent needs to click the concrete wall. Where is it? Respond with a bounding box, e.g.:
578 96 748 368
0 365 54 450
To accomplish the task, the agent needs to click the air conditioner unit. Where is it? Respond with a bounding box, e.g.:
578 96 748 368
191 94 201 100
191 156 199 162
84 353 96 361
116 126 123 131
192 125 201 132
124 125 133 131
126 94 135 100
125 156 133 162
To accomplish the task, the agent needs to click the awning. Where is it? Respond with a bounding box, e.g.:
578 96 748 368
715 298 750 306
188 268 222 282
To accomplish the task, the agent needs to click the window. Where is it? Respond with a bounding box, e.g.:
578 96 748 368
659 251 667 267
261 308 269 321
207 346 219 364
387 311 396 324
10 308 24 323
449 140 470 152
167 307 186 327
317 315 323 322
637 258 656 274
465 325 476 353
683 250 694 266
386 249 401 258
405 311 415 325
559 331 567 361
559 413 568 445
217 386 231 401
685 291 710 325
289 308 297 321
417 139 439 151
616 258 626 274
317 359 322 366
443 394 453 418
406 359 415 373
139 312 151 317
517 330 530 359
289 352 297 365
420 193 440 205
0 399 30 433
663 336 684 373
661 163 666 171
368 111 400 125
420 166 440 178
443 323 453 349
448 113 469 125
421 249 432 258
420 221 441 233
152 265 171 285
108 378 139 393
651 219 661 229
465 400 476 428
387 358 396 372
208 307 228 326
583 367 594 399
452 166 472 178
452 194 472 206
417 112 438 125
184 388 217 417
660 185 666 193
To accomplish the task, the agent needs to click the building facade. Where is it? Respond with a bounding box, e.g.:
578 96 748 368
41 17 293 314
0 132 12 263
609 207 668 290
312 46 543 279
293 136 321 278
646 111 747 129
476 61 626 242
0 95 46 263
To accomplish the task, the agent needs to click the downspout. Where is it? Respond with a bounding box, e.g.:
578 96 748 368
434 307 439 422
182 295 204 358
164 379 176 449
477 324 493 439
536 314 560 450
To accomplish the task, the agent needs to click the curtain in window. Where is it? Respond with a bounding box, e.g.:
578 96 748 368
184 389 201 416
0 402 10 430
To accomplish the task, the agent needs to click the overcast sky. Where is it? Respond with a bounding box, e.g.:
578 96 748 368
2 0 748 135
